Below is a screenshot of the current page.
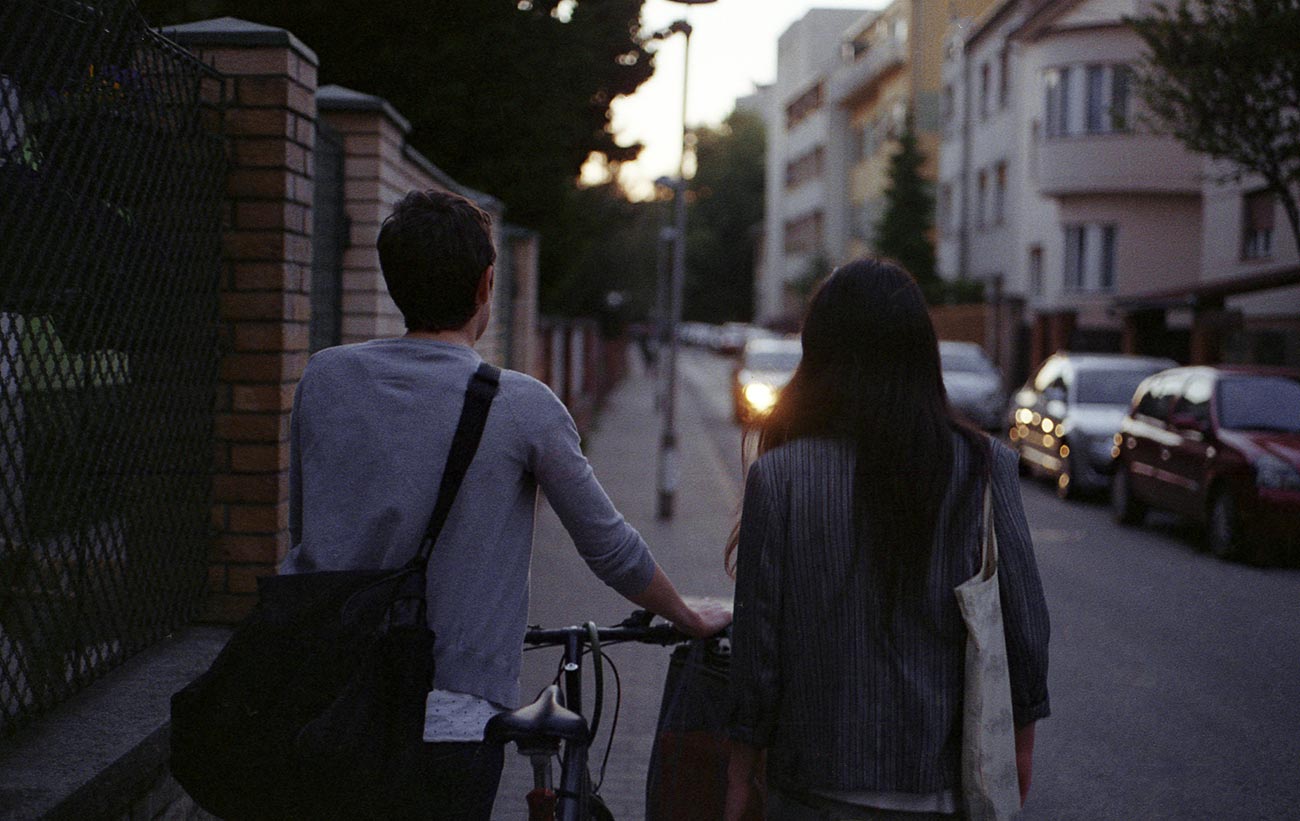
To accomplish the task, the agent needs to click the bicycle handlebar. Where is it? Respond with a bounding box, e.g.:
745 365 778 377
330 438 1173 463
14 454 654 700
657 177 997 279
524 610 694 647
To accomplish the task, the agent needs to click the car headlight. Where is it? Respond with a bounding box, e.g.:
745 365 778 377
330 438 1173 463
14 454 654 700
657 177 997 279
1254 454 1300 491
743 382 777 413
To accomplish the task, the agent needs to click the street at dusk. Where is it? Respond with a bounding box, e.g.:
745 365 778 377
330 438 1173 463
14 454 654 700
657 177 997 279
4 0 1299 818
499 350 1300 820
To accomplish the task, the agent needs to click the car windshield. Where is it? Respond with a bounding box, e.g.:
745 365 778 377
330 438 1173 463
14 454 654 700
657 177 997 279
1217 377 1300 433
941 346 994 374
1074 368 1154 405
746 349 801 371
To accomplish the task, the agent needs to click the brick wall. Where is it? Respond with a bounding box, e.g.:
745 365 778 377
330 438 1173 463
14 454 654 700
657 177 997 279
317 86 514 366
167 20 319 623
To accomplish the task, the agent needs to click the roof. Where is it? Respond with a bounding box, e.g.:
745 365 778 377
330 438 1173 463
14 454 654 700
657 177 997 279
317 84 412 134
160 17 318 65
1113 265 1300 312
316 85 503 213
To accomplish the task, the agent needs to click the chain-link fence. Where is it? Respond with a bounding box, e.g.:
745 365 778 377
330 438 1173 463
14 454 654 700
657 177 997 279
0 0 227 735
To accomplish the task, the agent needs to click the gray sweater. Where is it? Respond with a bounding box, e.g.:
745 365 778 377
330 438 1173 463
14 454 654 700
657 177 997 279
283 337 658 709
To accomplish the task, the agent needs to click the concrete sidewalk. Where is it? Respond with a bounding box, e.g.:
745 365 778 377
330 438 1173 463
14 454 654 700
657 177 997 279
492 353 743 820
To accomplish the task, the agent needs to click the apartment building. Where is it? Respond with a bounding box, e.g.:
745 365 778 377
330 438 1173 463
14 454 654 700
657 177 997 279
758 2 1000 326
757 7 867 326
939 0 1214 376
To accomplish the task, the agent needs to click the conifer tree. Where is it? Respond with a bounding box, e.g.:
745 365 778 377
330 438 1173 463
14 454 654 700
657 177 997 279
873 122 941 302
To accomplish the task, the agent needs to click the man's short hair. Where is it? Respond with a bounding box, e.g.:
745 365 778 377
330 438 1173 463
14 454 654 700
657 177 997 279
376 190 497 332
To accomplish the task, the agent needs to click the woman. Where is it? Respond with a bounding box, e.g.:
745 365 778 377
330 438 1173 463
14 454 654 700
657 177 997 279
725 259 1050 820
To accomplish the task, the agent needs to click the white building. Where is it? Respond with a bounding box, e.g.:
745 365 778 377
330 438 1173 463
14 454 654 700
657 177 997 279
757 7 869 327
938 0 1224 377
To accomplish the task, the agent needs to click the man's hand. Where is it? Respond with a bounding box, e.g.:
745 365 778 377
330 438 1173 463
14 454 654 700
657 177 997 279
677 596 733 639
627 568 732 638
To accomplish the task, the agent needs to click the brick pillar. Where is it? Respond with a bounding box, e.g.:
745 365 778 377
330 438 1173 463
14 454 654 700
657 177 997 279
167 18 318 622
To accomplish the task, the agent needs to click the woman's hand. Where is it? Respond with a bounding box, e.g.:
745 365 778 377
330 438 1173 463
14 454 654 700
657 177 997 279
1016 722 1036 806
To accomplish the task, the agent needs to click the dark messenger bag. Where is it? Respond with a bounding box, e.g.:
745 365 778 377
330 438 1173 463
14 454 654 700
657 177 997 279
170 362 499 820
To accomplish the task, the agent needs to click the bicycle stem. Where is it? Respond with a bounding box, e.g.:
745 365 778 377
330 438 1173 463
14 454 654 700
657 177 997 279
559 631 589 821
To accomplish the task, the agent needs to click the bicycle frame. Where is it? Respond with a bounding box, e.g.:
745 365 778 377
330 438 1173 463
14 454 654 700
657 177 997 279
494 613 690 821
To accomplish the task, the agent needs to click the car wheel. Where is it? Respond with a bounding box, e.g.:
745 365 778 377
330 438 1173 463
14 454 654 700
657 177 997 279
1207 489 1245 561
1110 464 1146 526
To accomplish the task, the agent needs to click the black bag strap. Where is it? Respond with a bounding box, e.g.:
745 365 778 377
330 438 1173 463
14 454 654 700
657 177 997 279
407 361 500 571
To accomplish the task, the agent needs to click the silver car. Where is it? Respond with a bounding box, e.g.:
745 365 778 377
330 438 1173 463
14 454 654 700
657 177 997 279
940 341 1004 431
1008 351 1177 499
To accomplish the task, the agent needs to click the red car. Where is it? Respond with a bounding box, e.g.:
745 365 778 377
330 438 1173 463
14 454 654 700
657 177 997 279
1111 365 1300 561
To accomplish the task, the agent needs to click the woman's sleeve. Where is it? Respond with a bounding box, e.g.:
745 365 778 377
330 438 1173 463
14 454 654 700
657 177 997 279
992 443 1052 726
728 460 785 748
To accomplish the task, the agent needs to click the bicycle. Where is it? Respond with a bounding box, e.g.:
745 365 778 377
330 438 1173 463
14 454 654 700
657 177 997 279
485 609 713 821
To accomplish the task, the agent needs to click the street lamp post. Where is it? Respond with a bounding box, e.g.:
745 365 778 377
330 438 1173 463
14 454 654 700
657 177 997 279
653 2 712 520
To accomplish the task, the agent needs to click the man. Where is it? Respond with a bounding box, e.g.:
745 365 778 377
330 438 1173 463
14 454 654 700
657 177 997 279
283 189 730 819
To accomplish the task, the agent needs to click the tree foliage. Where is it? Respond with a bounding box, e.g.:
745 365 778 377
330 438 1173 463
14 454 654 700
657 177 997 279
685 108 765 323
550 182 662 319
1129 0 1300 253
140 0 654 312
872 123 941 301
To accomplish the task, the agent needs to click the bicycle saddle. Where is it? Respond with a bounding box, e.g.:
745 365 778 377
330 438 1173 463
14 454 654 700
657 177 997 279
485 684 588 744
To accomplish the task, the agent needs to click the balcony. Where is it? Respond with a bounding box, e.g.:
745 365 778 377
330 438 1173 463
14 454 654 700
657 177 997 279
1036 132 1202 197
829 36 906 107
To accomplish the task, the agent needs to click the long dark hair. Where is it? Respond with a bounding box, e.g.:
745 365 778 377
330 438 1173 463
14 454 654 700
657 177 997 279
726 258 987 616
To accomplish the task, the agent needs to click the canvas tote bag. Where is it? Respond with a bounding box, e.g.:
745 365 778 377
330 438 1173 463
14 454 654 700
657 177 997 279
953 480 1020 820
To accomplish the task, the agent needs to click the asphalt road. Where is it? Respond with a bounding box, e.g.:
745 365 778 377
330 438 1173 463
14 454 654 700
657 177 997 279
496 349 1300 820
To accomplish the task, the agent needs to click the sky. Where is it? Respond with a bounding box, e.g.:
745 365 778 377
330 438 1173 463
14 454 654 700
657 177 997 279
599 0 886 198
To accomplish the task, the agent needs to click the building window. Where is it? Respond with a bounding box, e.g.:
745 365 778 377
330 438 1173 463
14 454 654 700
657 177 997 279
892 16 908 45
1110 65 1131 131
1242 189 1275 259
999 47 1011 109
785 82 824 129
1063 223 1118 292
976 169 988 230
1029 245 1043 295
1049 63 1132 137
1100 225 1117 289
1065 225 1086 289
1044 67 1070 137
784 211 824 254
784 146 825 190
1085 64 1106 133
980 62 991 120
993 162 1007 226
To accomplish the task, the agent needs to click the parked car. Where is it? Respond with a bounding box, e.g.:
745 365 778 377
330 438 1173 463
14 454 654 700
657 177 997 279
1007 351 1177 498
1111 365 1300 561
940 341 1004 431
732 337 802 425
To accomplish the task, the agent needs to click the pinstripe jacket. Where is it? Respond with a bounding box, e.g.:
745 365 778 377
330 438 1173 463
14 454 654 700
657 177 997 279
728 433 1050 794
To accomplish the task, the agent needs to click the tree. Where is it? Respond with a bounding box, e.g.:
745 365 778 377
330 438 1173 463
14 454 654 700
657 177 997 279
140 0 655 311
685 108 765 323
872 122 941 302
1129 0 1300 255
